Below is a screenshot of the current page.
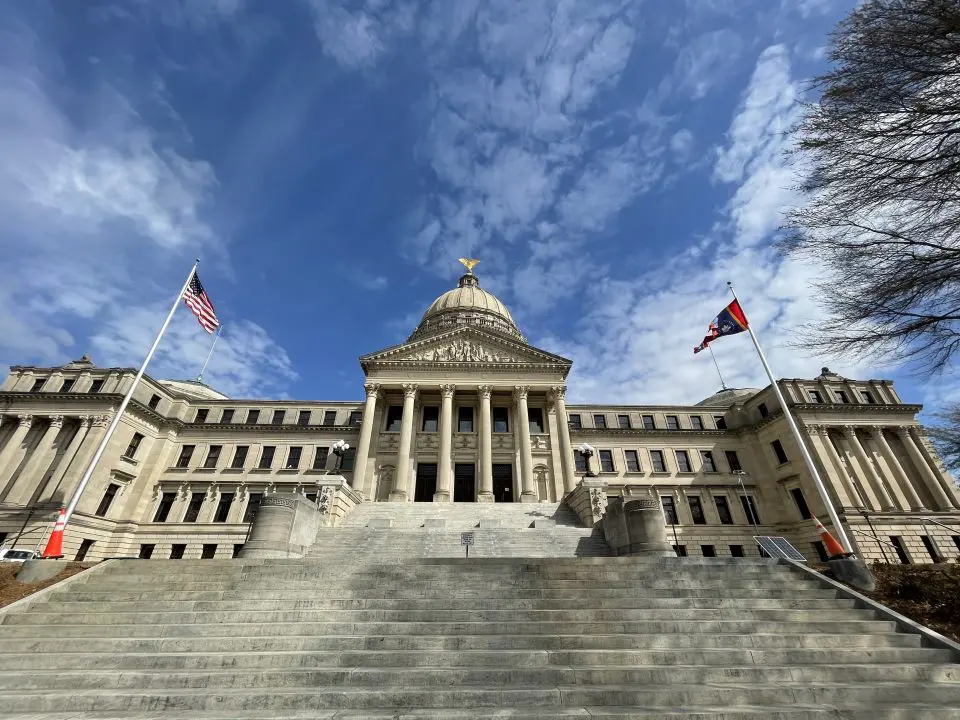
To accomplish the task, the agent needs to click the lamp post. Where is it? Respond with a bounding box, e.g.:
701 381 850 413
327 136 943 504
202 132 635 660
578 443 597 478
733 470 759 531
331 440 350 474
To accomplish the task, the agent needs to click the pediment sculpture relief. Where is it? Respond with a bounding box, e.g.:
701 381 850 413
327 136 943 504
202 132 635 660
407 338 524 363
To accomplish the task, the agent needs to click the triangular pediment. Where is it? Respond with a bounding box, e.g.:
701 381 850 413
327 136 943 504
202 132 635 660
361 327 571 368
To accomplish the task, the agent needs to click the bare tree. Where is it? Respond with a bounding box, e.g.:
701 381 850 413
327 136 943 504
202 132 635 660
782 0 960 373
926 404 960 473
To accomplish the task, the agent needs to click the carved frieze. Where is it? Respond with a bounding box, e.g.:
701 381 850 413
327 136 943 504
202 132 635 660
406 338 525 363
453 433 477 451
530 434 550 453
416 433 440 451
378 434 400 453
491 434 514 451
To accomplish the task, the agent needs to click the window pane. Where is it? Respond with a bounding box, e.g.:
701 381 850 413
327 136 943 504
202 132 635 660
95 483 119 517
528 408 544 434
221 409 234 424
725 450 742 472
714 496 733 524
246 409 260 424
701 544 716 557
661 496 678 524
183 493 204 523
835 390 849 404
297 410 310 426
862 391 876 404
323 410 337 426
568 414 581 430
153 493 176 522
791 487 812 519
341 447 356 471
714 416 727 430
808 390 822 403
772 439 788 464
176 445 194 468
259 446 275 469
204 445 221 469
593 414 607 429
740 495 761 524
138 544 154 559
688 496 706 524
574 451 587 472
148 394 161 409
758 403 769 417
700 450 716 472
666 415 679 430
650 450 666 472
213 493 234 523
493 407 510 433
676 450 691 473
642 415 655 430
458 407 474 433
60 379 74 393
124 432 144 459
690 416 703 430
195 409 208 424
30 378 45 392
286 447 302 469
624 450 640 472
348 411 362 426
89 379 104 393
313 446 329 470
618 415 630 429
385 406 403 432
232 446 248 469
599 450 614 472
422 406 439 432
272 410 285 425
170 544 185 559
243 494 262 523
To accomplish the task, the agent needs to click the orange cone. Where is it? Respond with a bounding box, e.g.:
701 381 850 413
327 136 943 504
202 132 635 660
41 508 66 559
812 515 848 558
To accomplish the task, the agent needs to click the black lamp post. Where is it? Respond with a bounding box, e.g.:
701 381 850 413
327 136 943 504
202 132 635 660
331 439 350 474
578 443 597 478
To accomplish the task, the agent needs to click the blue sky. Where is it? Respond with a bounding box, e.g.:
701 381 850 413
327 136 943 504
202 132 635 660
1 0 951 411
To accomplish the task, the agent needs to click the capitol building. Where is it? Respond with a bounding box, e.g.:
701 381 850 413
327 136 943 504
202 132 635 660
1 268 958 563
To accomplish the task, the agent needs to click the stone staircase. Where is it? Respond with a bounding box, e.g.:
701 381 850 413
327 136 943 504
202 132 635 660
315 501 612 559
0 552 958 718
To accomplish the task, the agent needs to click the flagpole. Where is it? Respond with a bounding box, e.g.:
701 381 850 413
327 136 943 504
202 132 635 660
61 260 200 527
707 345 728 390
726 281 855 555
196 324 222 383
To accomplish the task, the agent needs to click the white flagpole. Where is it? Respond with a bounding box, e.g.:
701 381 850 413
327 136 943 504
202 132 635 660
726 281 855 555
196 324 222 383
62 259 200 526
707 345 728 390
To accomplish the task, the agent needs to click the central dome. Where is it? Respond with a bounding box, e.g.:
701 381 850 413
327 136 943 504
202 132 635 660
408 272 525 343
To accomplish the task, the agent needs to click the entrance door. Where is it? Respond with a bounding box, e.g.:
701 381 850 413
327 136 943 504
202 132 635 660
454 463 476 502
492 464 513 503
414 463 437 502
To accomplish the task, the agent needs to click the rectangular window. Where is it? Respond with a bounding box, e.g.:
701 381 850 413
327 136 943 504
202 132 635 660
676 450 692 473
183 492 205 523
195 409 208 424
650 450 666 473
152 493 176 522
528 408 544 434
725 450 742 472
75 539 94 562
861 390 876 404
666 415 680 430
730 544 744 558
176 445 195 469
599 450 614 472
258 446 275 469
95 483 120 517
123 432 144 459
233 544 244 558
808 390 823 403
494 407 510 433
593 414 607 429
246 409 260 424
213 493 233 523
661 496 679 524
201 544 217 559
348 411 362 426
835 390 849 404
323 410 337 426
243 494 262 523
148 394 161 410
138 543 155 559
272 410 286 425
624 450 640 472
791 487 812 520
920 535 941 562
341 447 356 471
30 378 45 392
618 414 631 429
297 410 311 426
60 378 75 393
422 406 439 432
714 496 733 524
286 446 302 469
701 544 716 557
740 495 761 525
700 450 717 472
204 445 222 469
889 536 910 564
642 415 656 430
231 446 248 469
812 540 829 562
458 406 474 433
772 439 789 464
688 496 706 524
574 451 587 473
674 545 688 557
221 409 235 424
313 446 329 470
689 416 703 430
88 378 104 393
714 416 727 430
385 406 403 432
170 544 186 560
567 413 581 430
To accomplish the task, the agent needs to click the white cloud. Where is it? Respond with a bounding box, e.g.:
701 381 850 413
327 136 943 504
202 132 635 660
305 0 419 70
673 28 744 100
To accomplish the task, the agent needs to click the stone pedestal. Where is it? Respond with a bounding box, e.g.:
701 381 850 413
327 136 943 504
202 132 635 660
602 496 675 557
563 478 608 527
828 557 876 592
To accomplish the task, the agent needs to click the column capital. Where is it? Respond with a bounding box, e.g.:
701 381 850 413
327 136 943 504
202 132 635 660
16 414 33 427
805 423 826 434
440 384 457 398
513 385 529 402
867 424 888 435
548 385 567 403
894 426 914 439
48 414 65 429
91 414 111 428
77 415 91 428
401 383 419 400
363 382 381 399
476 385 492 399
840 425 858 437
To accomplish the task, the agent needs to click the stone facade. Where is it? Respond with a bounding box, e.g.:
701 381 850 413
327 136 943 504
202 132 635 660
0 272 958 562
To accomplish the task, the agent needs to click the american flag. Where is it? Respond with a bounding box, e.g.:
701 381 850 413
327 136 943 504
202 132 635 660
183 272 220 333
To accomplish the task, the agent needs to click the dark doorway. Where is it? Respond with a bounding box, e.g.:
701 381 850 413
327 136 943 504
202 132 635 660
492 464 513 503
454 463 476 502
415 463 437 502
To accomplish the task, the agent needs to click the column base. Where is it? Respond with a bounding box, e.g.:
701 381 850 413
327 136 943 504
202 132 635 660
388 490 408 502
477 492 494 503
433 491 451 502
520 492 538 503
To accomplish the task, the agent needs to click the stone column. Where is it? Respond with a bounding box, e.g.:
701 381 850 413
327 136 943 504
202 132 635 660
843 426 895 510
898 428 954 510
910 427 960 509
806 425 855 508
54 414 110 506
871 426 925 511
477 385 493 502
40 417 90 501
514 386 537 503
389 384 418 502
435 384 454 502
549 386 577 494
0 415 33 493
352 382 380 497
5 415 64 505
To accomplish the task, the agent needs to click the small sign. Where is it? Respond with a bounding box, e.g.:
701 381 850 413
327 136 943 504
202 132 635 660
460 532 475 546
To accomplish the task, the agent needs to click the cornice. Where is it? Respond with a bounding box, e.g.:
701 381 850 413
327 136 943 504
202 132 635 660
0 391 174 428
571 428 730 439
179 423 363 434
